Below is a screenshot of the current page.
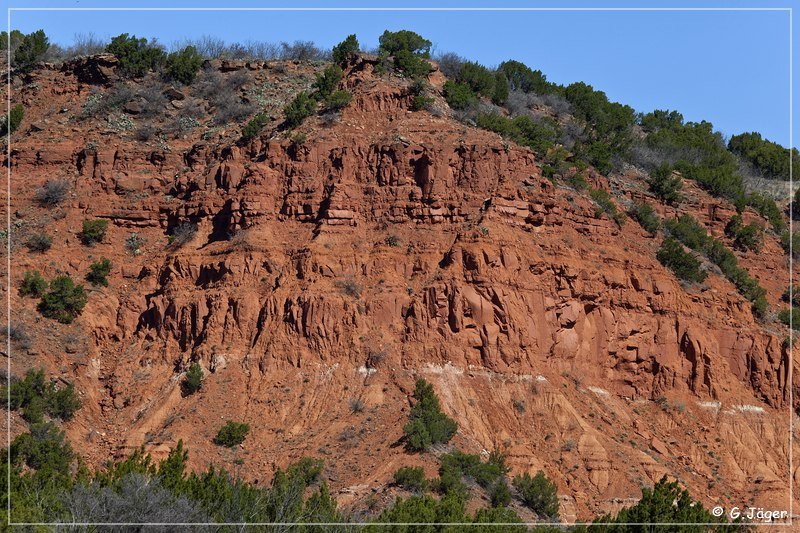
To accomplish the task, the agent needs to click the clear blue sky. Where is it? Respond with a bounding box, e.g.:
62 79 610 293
4 0 797 149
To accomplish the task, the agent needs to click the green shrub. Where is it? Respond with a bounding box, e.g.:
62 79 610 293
166 45 203 85
747 192 785 233
489 479 512 507
778 307 800 330
657 237 706 283
497 60 555 94
457 61 495 97
392 50 432 79
629 201 660 235
106 33 166 78
378 30 432 79
214 421 250 447
492 72 509 105
332 34 359 64
240 112 270 141
86 258 112 287
37 275 88 324
80 219 108 245
283 91 316 128
403 379 457 452
412 94 434 111
312 64 343 101
26 233 52 253
643 115 746 206
5 368 81 422
475 113 558 155
728 131 799 181
589 188 625 226
513 471 559 519
436 449 508 500
325 90 351 111
0 103 24 136
378 30 431 57
663 214 708 251
781 230 800 259
564 81 635 157
20 270 47 297
724 214 763 252
443 81 476 110
593 476 724 526
13 30 49 73
0 30 25 51
647 163 682 205
567 173 589 191
181 363 204 395
393 466 428 492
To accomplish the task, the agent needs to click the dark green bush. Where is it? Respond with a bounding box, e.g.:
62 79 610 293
564 81 635 154
593 476 724 527
781 230 800 259
589 188 625 226
492 72 509 105
457 61 495 97
80 219 108 245
37 275 88 324
106 33 166 78
647 163 682 205
0 30 25 51
26 233 52 253
513 471 559 519
312 64 343 101
13 30 49 73
20 270 47 297
663 214 708 251
728 131 799 181
443 80 476 110
332 34 359 64
778 307 800 330
642 114 746 206
5 368 81 423
393 466 428 492
325 90 351 111
214 420 250 447
489 479 512 507
412 94 434 111
435 449 509 503
166 45 203 85
240 112 270 141
378 30 431 57
181 363 204 395
657 237 706 283
392 50 432 79
629 201 660 235
86 258 112 287
567 173 589 191
747 192 785 233
378 30 432 79
497 60 556 94
283 91 316 128
475 113 558 156
403 379 457 452
724 214 763 252
0 103 24 136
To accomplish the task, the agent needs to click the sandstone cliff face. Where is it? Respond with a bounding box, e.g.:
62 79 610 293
4 56 798 520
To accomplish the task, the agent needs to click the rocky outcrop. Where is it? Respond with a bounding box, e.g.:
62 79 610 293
5 55 798 520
